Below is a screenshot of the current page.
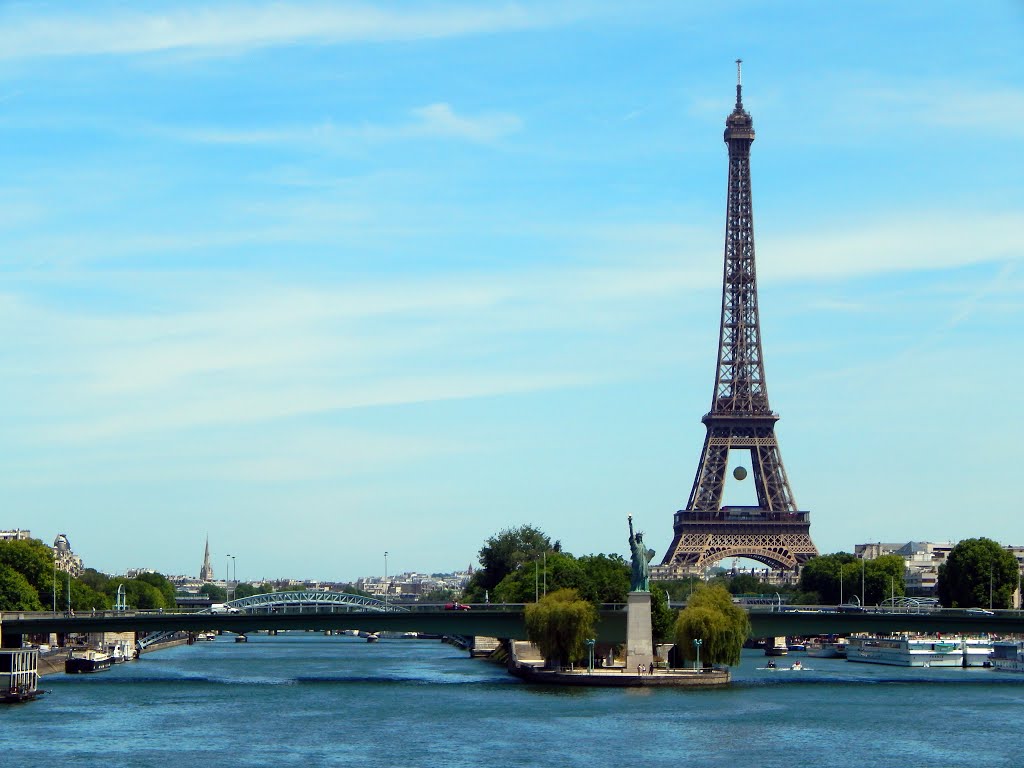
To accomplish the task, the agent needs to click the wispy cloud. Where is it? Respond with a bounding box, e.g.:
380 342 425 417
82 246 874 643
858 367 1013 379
0 2 586 59
759 211 1023 282
176 103 522 147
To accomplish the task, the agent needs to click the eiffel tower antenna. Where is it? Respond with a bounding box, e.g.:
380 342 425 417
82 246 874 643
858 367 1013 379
659 65 819 577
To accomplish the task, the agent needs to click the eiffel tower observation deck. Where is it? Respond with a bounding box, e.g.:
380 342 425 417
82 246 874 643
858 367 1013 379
659 62 819 578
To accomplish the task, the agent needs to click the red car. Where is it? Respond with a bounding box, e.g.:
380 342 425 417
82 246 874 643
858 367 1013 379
444 602 471 611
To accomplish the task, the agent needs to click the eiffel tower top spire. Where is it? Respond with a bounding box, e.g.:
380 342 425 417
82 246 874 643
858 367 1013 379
735 58 743 107
725 58 754 142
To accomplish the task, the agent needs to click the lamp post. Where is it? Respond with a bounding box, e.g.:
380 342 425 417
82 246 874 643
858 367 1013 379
861 554 866 606
989 563 994 610
53 557 57 615
693 638 703 672
384 551 389 612
839 561 843 606
226 554 234 602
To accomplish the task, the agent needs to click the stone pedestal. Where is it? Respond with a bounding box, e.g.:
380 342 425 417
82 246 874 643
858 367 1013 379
625 591 654 671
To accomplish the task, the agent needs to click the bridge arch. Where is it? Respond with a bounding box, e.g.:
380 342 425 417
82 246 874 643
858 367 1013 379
225 591 405 613
138 591 404 650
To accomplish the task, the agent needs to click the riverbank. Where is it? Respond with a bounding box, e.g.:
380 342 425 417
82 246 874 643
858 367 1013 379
38 634 191 676
505 640 730 687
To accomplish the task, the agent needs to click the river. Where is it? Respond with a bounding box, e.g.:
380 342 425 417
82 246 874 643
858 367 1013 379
3 633 1020 767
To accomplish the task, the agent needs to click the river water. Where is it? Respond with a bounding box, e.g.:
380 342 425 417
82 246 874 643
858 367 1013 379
3 634 1020 767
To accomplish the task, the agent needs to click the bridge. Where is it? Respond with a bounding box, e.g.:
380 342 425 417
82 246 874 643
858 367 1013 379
4 592 1024 649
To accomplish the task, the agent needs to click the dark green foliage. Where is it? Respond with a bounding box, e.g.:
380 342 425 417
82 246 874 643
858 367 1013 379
233 582 261 599
655 577 703 602
650 586 676 643
938 538 1018 609
524 588 597 668
134 572 177 606
200 583 227 602
494 551 586 603
0 563 44 610
575 554 630 604
800 553 905 605
0 538 58 607
673 584 750 667
464 524 553 600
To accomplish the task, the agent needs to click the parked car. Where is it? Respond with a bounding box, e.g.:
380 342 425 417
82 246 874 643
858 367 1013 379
444 602 471 611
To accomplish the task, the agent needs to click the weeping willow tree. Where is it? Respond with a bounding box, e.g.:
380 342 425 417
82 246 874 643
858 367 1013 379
674 584 750 667
524 588 598 669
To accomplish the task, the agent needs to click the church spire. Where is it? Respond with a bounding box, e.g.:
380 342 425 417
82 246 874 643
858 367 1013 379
200 536 214 582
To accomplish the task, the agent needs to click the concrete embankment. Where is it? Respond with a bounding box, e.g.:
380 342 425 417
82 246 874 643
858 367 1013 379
38 634 191 676
505 639 731 688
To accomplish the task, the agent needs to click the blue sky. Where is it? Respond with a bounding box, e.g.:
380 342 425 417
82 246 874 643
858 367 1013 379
2 1 1022 583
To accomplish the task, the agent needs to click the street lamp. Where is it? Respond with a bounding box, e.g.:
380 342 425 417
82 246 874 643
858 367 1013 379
226 554 234 602
693 638 703 672
989 563 994 610
384 551 389 612
53 557 57 615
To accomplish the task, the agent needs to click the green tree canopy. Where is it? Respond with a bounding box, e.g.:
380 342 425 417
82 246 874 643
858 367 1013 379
937 538 1018 609
0 538 58 607
134 572 177 606
800 553 906 605
494 551 586 603
650 585 676 643
523 588 597 668
575 554 630 604
673 584 750 667
200 583 227 602
464 524 554 600
0 563 45 611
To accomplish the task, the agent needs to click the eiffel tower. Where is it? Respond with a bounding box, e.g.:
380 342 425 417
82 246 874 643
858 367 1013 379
660 62 818 576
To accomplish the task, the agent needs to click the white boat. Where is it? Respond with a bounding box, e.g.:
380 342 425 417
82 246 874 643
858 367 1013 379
990 641 1024 673
846 636 962 667
806 638 847 659
1 648 43 703
960 637 994 668
65 649 114 674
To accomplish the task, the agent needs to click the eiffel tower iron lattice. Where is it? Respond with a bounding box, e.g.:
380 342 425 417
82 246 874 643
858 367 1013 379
660 62 819 576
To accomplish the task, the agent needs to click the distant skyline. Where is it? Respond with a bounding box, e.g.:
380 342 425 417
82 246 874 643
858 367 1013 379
3 2 1022 582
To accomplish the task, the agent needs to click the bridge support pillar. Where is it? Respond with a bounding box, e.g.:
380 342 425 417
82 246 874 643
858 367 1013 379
625 592 654 671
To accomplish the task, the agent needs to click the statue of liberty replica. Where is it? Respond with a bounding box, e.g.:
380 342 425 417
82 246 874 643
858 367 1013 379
628 515 655 592
625 515 655 672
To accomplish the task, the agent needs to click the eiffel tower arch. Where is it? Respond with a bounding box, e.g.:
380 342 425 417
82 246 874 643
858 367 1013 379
659 62 818 578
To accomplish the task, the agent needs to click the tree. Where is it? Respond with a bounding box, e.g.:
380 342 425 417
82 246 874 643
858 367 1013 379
135 572 177 606
233 582 261 599
0 563 44 611
464 525 553 600
524 588 597 668
674 584 750 667
575 554 630 604
650 585 676 643
494 551 587 603
200 583 227 602
799 553 857 604
938 538 1018 609
0 538 59 607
